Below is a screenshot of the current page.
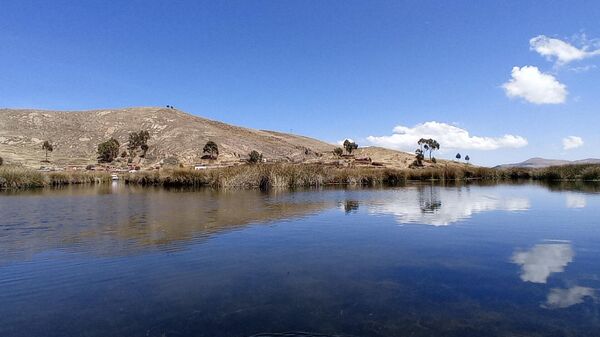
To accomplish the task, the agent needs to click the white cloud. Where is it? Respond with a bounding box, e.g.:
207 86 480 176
530 35 600 65
366 121 527 151
502 66 567 104
512 242 574 284
543 286 595 309
562 136 584 150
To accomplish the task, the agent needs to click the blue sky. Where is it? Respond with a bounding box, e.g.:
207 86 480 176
1 1 599 166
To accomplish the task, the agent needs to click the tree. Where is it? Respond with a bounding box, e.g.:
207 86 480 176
333 147 344 157
465 155 470 165
418 138 439 160
414 148 425 166
203 141 219 159
248 150 263 164
97 138 120 163
456 153 461 161
426 139 439 160
343 139 358 154
128 130 150 158
0 156 3 166
42 140 53 162
140 144 149 158
417 138 428 152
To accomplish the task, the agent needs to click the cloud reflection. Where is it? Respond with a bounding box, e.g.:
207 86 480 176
512 242 574 283
368 186 530 226
543 286 595 309
565 193 587 208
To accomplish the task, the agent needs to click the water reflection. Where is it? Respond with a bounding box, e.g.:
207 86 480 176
511 242 574 283
368 185 530 226
543 286 595 309
0 186 334 263
342 200 360 213
1 183 600 336
566 193 587 208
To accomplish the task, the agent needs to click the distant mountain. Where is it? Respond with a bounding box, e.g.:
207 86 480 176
495 157 600 169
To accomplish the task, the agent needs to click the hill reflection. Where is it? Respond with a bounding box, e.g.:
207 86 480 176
0 185 333 262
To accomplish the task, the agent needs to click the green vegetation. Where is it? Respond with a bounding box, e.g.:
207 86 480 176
418 138 439 160
0 157 3 166
248 150 263 164
456 153 461 160
121 164 498 189
128 130 150 158
2 162 599 191
203 141 219 159
465 155 470 164
0 166 110 189
97 138 120 163
42 140 53 162
413 148 425 167
343 139 358 154
333 147 344 157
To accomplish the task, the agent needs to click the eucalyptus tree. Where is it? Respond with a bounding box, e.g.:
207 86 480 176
42 141 54 162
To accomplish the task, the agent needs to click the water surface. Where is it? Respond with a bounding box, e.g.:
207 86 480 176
1 183 599 336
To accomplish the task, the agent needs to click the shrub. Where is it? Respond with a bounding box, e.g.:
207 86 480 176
97 138 120 163
248 151 263 164
203 141 219 159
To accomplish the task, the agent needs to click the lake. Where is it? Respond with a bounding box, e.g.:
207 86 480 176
1 182 599 337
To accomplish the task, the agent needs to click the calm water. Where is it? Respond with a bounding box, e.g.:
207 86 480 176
1 183 600 337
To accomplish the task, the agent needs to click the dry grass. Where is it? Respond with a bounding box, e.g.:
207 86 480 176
123 164 509 189
0 166 111 189
3 163 599 190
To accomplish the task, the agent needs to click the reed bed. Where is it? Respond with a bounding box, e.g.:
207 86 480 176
3 163 599 190
0 166 111 189
123 164 511 189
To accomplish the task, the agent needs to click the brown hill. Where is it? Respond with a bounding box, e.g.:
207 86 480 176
0 107 337 167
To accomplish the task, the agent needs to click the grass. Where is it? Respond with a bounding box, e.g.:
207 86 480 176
2 163 599 190
0 166 111 189
123 164 522 189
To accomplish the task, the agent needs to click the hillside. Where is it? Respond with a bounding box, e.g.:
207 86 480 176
495 157 600 169
0 107 338 167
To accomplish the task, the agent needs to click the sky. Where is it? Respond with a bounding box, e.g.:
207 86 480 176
1 0 600 166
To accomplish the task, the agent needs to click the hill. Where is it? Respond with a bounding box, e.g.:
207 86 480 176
495 157 600 169
0 107 342 167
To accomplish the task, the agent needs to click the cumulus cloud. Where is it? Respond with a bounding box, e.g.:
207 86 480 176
366 121 527 151
512 242 574 284
562 136 584 150
543 286 595 309
530 35 600 65
502 66 567 104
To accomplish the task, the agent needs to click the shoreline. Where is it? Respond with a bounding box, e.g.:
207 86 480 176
2 163 600 190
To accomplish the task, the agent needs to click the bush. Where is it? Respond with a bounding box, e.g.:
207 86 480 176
0 156 3 166
248 150 263 164
97 138 120 163
203 141 219 159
